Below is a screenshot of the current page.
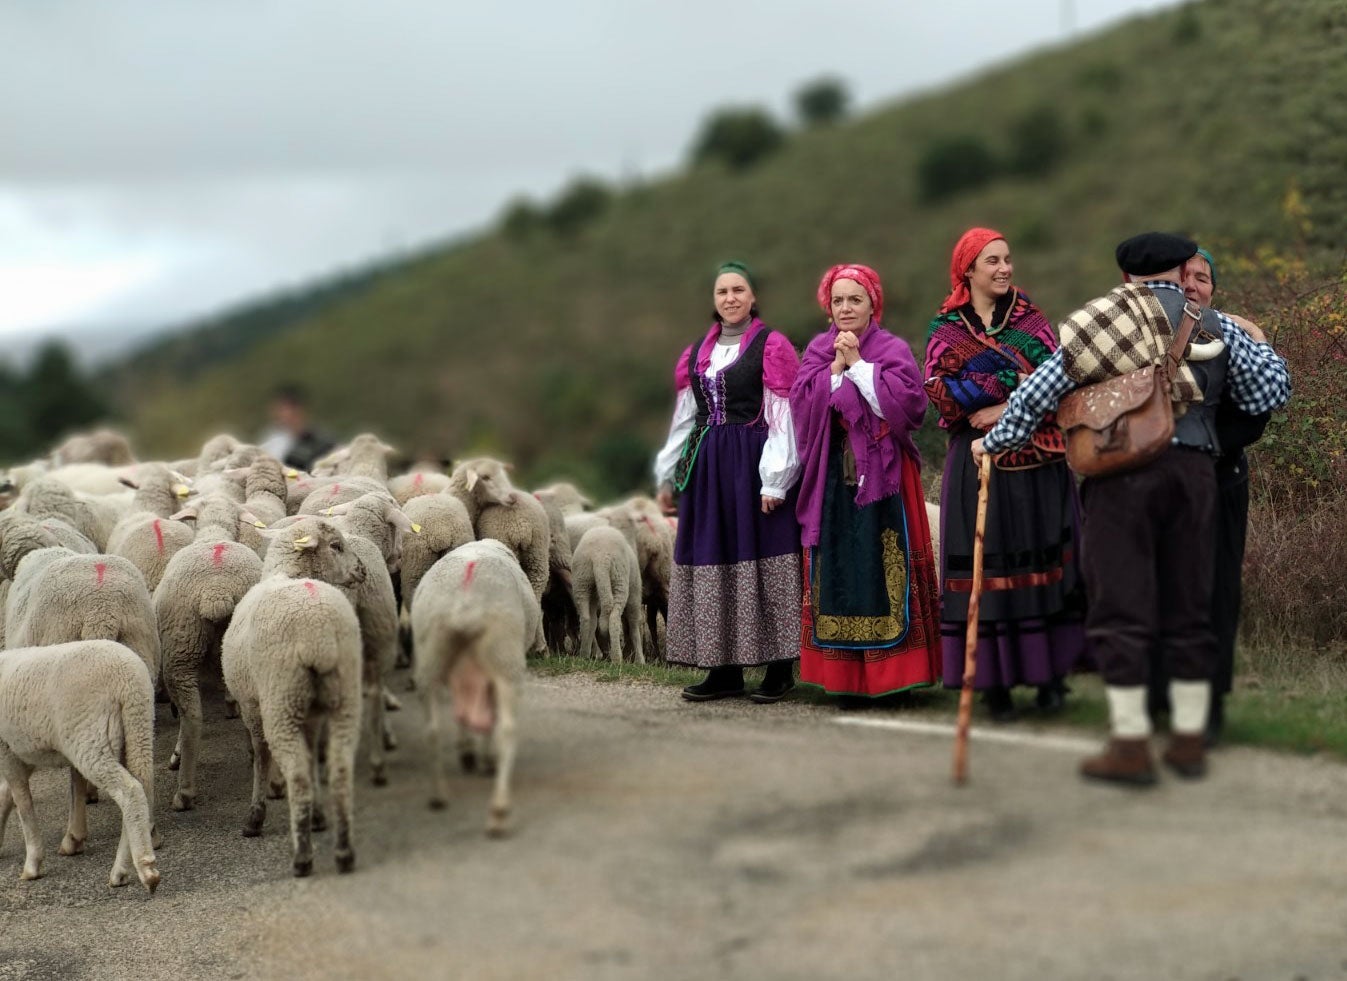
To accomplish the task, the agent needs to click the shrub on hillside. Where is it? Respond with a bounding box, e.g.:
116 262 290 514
1008 105 1067 178
501 198 544 240
795 77 850 127
690 107 786 171
544 178 612 237
916 134 997 203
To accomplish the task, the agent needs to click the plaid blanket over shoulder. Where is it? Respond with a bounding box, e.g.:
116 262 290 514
1058 283 1201 403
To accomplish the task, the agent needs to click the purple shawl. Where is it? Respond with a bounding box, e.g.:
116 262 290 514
673 317 799 397
791 322 927 547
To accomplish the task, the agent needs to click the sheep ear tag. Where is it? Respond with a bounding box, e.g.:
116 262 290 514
411 523 422 535
284 469 301 480
173 484 191 498
292 535 315 552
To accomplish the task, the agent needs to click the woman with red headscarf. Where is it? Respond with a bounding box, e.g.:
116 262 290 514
790 264 942 700
923 228 1085 721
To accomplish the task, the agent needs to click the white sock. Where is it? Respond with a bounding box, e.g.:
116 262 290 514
1170 680 1211 735
1106 686 1152 739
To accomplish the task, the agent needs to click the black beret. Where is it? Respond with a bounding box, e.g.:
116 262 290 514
1115 232 1199 277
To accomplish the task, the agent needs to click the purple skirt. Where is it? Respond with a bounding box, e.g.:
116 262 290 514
668 424 801 668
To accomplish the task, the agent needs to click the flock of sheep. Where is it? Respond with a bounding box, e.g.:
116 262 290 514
0 427 674 890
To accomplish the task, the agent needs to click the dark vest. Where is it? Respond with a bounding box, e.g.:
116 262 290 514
686 329 771 427
1154 288 1228 455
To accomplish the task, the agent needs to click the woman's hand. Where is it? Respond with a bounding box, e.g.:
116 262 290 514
761 495 784 514
835 330 861 367
1228 313 1268 345
968 403 1006 431
831 349 847 375
970 438 988 465
657 484 676 515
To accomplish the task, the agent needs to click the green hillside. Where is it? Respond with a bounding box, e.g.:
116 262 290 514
104 0 1347 494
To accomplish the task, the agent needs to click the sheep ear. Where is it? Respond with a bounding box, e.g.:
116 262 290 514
465 471 479 492
223 467 250 479
322 503 351 517
502 462 515 472
239 508 267 529
378 441 397 455
171 507 198 522
292 535 316 552
118 476 141 490
387 509 418 535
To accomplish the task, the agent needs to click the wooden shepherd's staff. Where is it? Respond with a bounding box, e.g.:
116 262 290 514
952 453 992 785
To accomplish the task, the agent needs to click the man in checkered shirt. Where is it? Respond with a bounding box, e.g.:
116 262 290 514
972 232 1290 786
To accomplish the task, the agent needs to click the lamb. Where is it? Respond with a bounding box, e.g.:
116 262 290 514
13 477 122 550
196 433 241 473
49 428 136 467
107 465 195 593
388 470 451 506
0 640 159 892
223 519 365 876
296 477 390 516
398 494 474 612
312 433 397 480
564 505 638 554
412 539 536 836
533 491 578 655
154 494 266 811
621 496 674 661
448 460 550 650
571 526 644 665
534 482 593 516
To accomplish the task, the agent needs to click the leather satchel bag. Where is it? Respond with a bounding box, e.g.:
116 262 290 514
1055 302 1202 478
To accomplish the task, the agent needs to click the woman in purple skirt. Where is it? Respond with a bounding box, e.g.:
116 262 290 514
654 261 803 703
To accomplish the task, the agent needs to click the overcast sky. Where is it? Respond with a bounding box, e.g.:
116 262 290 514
0 0 1180 352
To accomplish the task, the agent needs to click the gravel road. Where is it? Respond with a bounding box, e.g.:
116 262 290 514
2 670 1346 981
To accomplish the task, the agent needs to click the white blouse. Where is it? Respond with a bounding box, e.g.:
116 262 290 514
652 341 802 499
828 359 885 419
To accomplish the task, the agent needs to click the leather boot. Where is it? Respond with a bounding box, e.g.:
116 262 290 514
681 666 745 702
1079 737 1157 786
1162 733 1208 779
747 660 796 704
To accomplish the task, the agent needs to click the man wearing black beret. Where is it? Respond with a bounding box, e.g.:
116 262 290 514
971 232 1291 785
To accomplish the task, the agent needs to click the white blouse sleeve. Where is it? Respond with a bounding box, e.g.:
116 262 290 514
845 360 884 419
653 388 697 488
829 373 844 392
759 389 801 499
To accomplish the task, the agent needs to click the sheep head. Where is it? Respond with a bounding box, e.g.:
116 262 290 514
265 517 366 589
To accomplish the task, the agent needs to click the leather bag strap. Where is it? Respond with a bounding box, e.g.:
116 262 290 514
1164 301 1203 376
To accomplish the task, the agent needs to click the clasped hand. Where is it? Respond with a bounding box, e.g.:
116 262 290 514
831 331 861 374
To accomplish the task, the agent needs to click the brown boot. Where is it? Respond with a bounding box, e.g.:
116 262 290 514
1162 733 1207 779
1079 738 1157 786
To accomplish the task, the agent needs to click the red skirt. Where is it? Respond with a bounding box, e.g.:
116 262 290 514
799 461 942 697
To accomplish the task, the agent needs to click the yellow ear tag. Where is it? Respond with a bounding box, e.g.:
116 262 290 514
284 469 300 480
321 507 333 516
253 520 267 528
173 484 191 498
292 535 312 552
411 523 422 534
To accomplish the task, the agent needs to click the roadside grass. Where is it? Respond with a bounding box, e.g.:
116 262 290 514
529 642 1347 761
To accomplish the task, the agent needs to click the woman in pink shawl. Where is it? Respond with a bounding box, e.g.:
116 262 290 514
790 264 942 699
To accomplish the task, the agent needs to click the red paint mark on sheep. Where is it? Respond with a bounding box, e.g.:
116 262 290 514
329 484 342 497
304 581 318 598
413 473 424 489
94 562 106 586
152 519 165 554
463 561 477 587
212 543 228 567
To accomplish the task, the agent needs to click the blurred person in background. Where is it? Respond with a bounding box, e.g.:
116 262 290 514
1147 248 1272 744
654 261 803 703
924 228 1085 721
791 264 942 704
259 383 336 472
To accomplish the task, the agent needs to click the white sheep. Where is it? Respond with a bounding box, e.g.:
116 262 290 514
312 433 397 480
106 465 195 593
49 428 136 467
0 640 159 892
154 494 266 811
295 477 390 516
533 481 594 517
223 520 365 877
13 477 121 550
448 460 549 651
412 539 536 836
621 496 674 661
388 470 451 506
572 526 644 665
398 494 474 615
533 491 578 655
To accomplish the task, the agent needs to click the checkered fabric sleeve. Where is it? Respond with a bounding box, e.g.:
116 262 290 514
1214 310 1292 414
981 350 1077 453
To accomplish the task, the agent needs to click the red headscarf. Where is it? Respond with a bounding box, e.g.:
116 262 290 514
817 263 884 324
938 227 1007 313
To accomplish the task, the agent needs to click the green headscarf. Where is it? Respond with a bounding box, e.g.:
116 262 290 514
715 260 757 291
1195 247 1217 289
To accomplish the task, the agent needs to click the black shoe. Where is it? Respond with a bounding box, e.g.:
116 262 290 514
984 686 1017 723
748 661 796 704
682 667 746 702
1035 679 1067 716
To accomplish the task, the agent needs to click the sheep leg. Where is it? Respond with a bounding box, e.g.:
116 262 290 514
223 693 240 720
74 755 158 894
578 599 597 661
241 709 269 838
485 679 517 838
0 756 43 881
425 688 452 810
608 602 625 666
59 769 89 856
364 661 387 787
0 779 12 849
326 709 359 874
169 677 203 812
269 720 315 877
627 599 646 666
266 757 287 800
306 717 328 833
